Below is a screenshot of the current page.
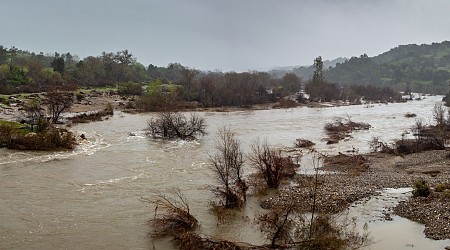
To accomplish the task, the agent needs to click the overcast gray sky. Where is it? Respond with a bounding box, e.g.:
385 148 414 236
2 0 450 71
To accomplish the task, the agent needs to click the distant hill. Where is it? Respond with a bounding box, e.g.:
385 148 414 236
269 57 347 79
324 41 450 94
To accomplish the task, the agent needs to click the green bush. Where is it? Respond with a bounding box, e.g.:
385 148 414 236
117 82 143 96
435 183 449 192
75 92 85 102
0 121 76 150
413 179 430 197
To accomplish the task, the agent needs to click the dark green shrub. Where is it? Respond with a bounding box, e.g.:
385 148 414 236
413 179 430 197
0 122 76 151
117 82 143 96
75 92 85 102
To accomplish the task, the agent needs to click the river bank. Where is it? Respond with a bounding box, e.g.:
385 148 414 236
0 94 447 249
0 91 382 123
262 149 450 240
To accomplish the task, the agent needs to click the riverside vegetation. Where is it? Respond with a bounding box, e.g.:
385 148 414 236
146 128 371 249
143 101 450 249
2 43 450 248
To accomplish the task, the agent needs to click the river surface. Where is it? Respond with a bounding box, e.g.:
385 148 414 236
1 96 449 249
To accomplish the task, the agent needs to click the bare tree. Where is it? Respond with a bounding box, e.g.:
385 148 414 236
43 90 74 123
209 127 247 208
181 67 199 101
23 99 44 131
433 102 447 128
145 187 198 239
249 140 297 188
147 112 206 140
257 201 301 248
412 119 425 143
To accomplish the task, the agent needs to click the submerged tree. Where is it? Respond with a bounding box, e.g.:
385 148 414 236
249 140 298 189
145 187 198 239
147 112 206 140
209 127 247 208
257 201 301 248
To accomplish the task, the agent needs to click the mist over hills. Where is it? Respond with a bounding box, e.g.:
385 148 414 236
271 41 450 94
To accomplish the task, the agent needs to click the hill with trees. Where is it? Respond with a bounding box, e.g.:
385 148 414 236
324 41 450 94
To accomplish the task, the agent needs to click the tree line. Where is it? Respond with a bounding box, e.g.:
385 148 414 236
0 45 303 109
302 57 403 103
1 44 416 110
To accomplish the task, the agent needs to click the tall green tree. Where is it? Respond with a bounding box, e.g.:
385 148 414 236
0 46 8 64
312 56 323 84
51 57 65 74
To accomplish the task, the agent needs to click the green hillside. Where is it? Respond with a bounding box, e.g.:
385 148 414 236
324 41 450 94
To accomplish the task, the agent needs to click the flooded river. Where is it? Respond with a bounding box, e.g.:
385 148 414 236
1 95 449 249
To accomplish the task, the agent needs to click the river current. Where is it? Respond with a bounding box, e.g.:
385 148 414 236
1 95 449 249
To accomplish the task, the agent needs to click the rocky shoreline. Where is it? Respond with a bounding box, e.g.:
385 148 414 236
395 192 450 240
261 150 450 240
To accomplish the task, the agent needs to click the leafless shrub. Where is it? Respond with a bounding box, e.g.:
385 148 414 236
22 99 43 130
295 138 315 148
369 137 394 154
209 202 237 225
412 119 425 143
178 232 244 250
324 117 370 144
257 201 302 248
147 112 206 140
145 187 198 239
432 102 447 128
396 118 445 154
249 140 299 189
209 127 247 208
297 214 371 250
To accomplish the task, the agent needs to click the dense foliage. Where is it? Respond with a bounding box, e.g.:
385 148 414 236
0 120 76 150
324 42 450 94
0 45 303 109
3 42 449 109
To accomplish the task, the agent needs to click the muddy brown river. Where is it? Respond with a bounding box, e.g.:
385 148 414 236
1 95 449 249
